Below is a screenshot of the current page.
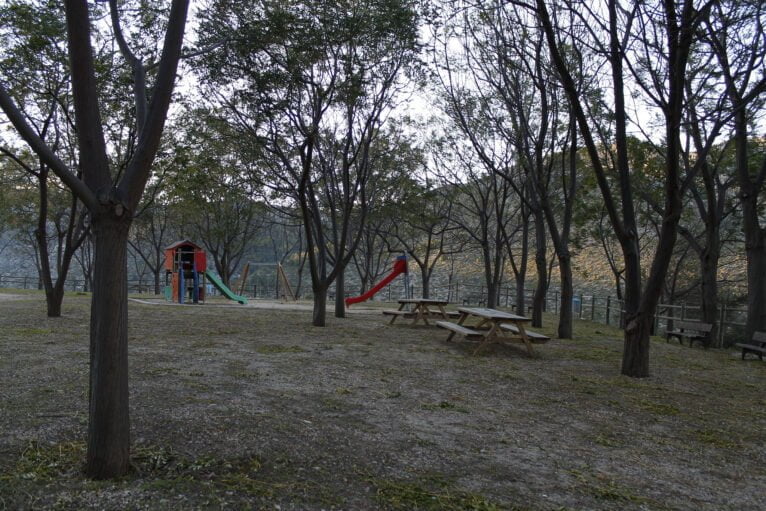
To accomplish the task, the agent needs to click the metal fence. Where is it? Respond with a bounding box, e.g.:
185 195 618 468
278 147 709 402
374 280 747 346
1 273 748 345
0 274 157 295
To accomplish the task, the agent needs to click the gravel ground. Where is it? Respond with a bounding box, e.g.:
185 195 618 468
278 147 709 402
0 292 764 510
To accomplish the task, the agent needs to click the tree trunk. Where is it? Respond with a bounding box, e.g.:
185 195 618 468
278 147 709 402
515 273 525 315
513 216 529 314
733 110 766 339
745 237 766 339
85 213 132 479
621 310 652 377
699 234 720 347
421 266 430 299
334 270 345 318
313 285 328 326
486 281 497 309
531 211 547 328
154 270 161 296
557 253 574 339
45 286 65 318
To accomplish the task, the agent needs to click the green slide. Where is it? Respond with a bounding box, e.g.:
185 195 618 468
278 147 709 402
204 271 248 304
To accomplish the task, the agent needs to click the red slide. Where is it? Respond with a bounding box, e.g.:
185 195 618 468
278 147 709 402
345 256 407 307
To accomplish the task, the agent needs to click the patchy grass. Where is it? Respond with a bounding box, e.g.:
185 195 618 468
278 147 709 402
0 292 765 510
254 344 306 354
368 474 505 511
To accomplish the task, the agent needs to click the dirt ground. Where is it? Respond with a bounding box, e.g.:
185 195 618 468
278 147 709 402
1 291 764 510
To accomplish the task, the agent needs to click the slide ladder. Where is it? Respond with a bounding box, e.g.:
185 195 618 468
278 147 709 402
345 256 407 307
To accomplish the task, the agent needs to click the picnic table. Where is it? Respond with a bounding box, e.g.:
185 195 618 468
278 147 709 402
382 298 457 325
437 307 535 355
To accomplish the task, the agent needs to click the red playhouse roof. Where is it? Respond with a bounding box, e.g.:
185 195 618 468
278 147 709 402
164 240 203 251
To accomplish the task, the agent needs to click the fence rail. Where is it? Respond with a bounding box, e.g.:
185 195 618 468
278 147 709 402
1 273 748 345
376 280 747 346
0 274 157 295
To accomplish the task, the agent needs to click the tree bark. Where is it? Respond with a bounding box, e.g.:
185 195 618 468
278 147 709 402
531 209 547 328
734 111 766 338
421 266 430 299
313 284 328 326
86 212 132 479
334 270 345 318
699 230 720 346
621 311 652 376
557 253 574 339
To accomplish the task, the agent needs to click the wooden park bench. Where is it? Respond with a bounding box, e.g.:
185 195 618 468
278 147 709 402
734 331 766 361
666 321 713 347
500 323 551 344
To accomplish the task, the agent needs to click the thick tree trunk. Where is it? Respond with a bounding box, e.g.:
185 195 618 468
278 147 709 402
733 111 766 339
45 286 65 318
486 281 497 309
85 213 132 479
313 285 328 326
745 238 766 338
421 266 430 299
334 270 345 318
621 311 652 377
154 270 161 296
557 254 574 339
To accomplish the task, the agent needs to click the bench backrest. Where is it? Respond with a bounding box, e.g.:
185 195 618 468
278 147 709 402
754 331 766 343
675 320 713 333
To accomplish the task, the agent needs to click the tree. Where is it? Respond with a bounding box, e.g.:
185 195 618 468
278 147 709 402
447 1 580 335
198 0 420 325
534 0 710 376
0 0 189 478
0 1 90 316
434 134 517 309
129 199 174 295
704 0 766 339
169 108 264 287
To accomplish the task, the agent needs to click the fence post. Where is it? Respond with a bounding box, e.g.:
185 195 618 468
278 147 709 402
579 294 584 319
554 291 559 314
681 302 687 320
591 295 596 321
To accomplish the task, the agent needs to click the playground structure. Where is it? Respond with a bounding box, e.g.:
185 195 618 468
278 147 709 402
235 262 299 301
163 240 247 304
345 255 408 307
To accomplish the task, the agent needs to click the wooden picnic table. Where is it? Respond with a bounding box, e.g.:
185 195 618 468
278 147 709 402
383 298 455 325
438 307 535 355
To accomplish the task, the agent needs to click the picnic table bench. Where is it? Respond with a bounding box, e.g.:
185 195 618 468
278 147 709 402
383 298 458 325
500 323 550 343
435 320 484 339
437 307 536 355
734 331 766 361
666 320 713 347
